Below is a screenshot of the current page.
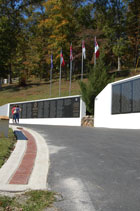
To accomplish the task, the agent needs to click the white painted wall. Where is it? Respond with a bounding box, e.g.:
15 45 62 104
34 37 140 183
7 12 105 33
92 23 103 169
10 117 82 126
94 74 140 129
0 104 9 117
7 95 86 127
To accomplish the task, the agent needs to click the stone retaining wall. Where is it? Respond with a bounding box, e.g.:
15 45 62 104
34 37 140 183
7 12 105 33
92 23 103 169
81 116 94 127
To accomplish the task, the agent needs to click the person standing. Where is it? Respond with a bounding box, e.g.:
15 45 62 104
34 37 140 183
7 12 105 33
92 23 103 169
15 105 21 123
11 105 16 123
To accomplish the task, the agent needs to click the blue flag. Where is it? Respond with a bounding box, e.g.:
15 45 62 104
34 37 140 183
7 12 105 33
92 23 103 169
51 54 53 69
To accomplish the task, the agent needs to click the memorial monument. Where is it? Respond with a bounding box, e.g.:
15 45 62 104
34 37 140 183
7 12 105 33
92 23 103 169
9 95 86 126
94 75 140 129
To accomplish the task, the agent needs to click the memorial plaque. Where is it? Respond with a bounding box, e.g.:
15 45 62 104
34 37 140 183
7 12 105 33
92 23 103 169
50 100 57 118
72 97 80 117
121 81 132 113
32 102 38 118
22 103 27 118
63 98 73 117
112 84 121 114
9 96 81 119
44 101 50 118
64 98 71 106
38 101 44 118
26 103 32 118
57 99 64 117
112 78 140 114
132 79 140 112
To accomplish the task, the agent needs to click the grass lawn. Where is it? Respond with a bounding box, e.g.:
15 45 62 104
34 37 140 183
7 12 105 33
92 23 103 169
0 129 17 167
1 68 140 106
0 78 83 106
0 190 57 210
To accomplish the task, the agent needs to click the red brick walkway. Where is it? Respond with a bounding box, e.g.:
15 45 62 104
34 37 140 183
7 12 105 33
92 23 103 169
9 129 37 185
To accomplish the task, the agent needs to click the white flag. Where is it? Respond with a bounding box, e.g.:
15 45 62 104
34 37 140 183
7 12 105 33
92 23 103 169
82 40 86 59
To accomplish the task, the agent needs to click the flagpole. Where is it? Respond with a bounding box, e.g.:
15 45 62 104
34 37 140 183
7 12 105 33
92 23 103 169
81 40 85 80
81 50 83 80
69 59 72 95
94 36 96 67
59 52 61 97
50 67 52 97
69 43 72 95
50 54 53 97
81 40 84 80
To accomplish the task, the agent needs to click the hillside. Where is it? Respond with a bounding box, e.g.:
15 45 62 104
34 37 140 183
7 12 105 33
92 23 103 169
0 78 82 106
0 69 140 107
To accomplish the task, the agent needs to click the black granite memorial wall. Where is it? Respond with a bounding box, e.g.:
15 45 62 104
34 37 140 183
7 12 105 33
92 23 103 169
112 78 140 114
10 97 80 118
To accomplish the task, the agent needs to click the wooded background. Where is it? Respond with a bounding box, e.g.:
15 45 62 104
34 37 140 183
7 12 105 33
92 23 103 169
0 0 140 85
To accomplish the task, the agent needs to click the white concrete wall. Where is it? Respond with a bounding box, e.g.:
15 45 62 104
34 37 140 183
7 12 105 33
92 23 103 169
94 74 140 129
0 104 9 117
94 84 112 128
10 117 82 126
80 97 86 119
8 95 86 127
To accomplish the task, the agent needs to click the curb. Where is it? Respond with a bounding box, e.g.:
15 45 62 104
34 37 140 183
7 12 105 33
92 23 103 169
0 125 50 192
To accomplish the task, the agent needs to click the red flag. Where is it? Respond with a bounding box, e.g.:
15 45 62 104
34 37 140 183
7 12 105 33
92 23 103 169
70 43 73 61
60 49 65 66
95 38 99 58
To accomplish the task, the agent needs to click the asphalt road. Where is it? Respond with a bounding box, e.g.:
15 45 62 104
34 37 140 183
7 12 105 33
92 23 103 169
21 124 140 211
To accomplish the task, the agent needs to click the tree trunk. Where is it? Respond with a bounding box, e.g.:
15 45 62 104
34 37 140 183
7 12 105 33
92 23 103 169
0 78 2 89
118 56 121 71
8 74 11 84
19 70 27 86
8 63 12 84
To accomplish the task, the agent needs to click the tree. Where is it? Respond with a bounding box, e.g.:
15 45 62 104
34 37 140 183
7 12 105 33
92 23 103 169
72 3 97 75
0 0 45 85
112 37 129 70
0 5 19 83
80 51 111 114
40 0 78 65
93 0 127 71
15 4 47 85
125 0 140 67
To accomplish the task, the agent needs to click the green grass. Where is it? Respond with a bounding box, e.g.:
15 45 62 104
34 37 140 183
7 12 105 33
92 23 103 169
0 78 83 106
0 129 17 167
0 190 56 210
1 68 140 106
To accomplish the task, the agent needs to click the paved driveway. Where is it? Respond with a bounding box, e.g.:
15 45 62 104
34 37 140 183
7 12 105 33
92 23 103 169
21 125 140 211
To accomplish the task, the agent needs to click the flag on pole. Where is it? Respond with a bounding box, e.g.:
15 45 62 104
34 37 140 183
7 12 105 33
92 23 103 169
82 40 86 59
70 43 73 61
51 54 53 69
60 49 65 66
95 38 99 58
